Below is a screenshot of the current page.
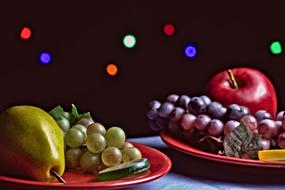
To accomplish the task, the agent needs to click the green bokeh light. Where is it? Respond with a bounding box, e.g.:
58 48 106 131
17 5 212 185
270 41 283 55
122 34 136 48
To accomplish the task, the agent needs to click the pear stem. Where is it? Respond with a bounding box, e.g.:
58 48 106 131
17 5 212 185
227 69 238 89
51 169 66 184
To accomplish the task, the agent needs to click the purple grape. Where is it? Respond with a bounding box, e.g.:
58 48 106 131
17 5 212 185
148 100 161 110
193 114 211 131
178 95 191 109
275 120 282 136
146 109 158 120
259 139 271 150
281 120 285 131
226 104 244 120
181 113 196 131
168 121 182 136
207 119 224 137
207 101 223 116
211 107 227 119
223 120 240 135
166 94 180 104
228 104 240 110
158 102 175 118
169 107 185 123
271 139 278 148
276 111 285 121
200 95 211 106
279 114 285 131
182 129 195 142
156 117 169 130
240 106 250 115
149 120 162 131
278 132 285 148
240 115 257 132
188 97 207 115
255 110 272 122
258 119 276 139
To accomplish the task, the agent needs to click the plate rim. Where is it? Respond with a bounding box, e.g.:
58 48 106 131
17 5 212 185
0 141 172 189
160 131 285 169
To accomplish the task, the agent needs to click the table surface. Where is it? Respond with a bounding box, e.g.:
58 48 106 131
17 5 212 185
127 136 285 190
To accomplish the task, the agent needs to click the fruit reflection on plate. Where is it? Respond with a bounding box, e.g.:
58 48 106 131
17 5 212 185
0 142 171 190
160 131 285 168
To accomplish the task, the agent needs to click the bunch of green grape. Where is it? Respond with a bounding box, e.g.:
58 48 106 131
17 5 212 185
56 116 142 174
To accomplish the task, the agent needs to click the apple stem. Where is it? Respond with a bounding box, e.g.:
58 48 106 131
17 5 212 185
51 169 66 184
227 69 238 89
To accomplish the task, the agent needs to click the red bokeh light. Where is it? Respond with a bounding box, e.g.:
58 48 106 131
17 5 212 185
163 23 175 36
20 27 32 40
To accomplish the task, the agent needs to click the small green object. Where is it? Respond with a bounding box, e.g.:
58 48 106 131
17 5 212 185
97 158 150 181
270 41 283 55
49 105 65 120
70 104 80 125
49 104 93 126
123 34 136 48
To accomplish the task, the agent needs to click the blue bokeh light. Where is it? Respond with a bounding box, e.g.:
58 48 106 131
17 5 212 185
184 45 197 58
39 52 52 64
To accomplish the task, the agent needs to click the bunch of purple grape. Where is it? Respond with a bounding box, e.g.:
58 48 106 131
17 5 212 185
146 94 285 152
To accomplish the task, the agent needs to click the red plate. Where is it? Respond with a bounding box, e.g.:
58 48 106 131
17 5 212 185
160 131 285 168
0 142 171 190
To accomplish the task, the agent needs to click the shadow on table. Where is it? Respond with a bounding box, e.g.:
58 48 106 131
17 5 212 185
162 148 285 184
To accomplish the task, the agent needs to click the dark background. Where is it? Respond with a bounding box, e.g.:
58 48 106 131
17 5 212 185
1 1 285 137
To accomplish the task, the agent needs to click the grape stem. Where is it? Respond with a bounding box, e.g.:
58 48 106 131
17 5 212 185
51 169 66 184
227 69 238 89
198 135 223 144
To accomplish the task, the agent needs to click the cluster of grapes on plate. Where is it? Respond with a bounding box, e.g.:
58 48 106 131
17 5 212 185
146 94 285 154
57 117 142 173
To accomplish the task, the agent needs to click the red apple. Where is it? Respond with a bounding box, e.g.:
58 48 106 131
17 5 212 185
206 67 277 118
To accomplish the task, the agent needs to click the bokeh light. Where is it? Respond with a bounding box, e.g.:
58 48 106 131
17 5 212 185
122 34 136 48
270 41 283 55
106 63 118 76
163 23 175 36
20 27 32 40
184 44 197 58
39 52 52 64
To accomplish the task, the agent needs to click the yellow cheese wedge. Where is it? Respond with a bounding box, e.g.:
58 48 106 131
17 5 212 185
258 149 285 162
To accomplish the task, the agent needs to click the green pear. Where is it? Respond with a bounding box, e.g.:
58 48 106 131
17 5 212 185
0 105 65 181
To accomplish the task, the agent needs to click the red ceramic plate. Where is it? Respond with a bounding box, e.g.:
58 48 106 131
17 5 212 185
160 131 285 168
0 142 171 190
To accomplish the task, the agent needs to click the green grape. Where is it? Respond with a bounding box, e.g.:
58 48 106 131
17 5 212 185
121 142 134 149
77 117 94 127
86 133 106 154
63 112 71 120
122 147 142 163
65 148 83 170
87 122 106 136
80 150 100 173
101 147 122 167
72 124 87 141
56 116 70 133
65 128 85 148
105 127 126 148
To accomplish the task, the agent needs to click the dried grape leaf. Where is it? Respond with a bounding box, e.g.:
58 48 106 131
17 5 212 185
48 105 65 120
70 104 79 125
198 135 224 154
49 104 93 126
223 121 261 159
